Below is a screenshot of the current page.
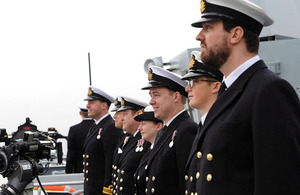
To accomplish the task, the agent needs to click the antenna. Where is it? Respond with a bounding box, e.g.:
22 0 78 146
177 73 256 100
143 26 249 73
88 53 92 86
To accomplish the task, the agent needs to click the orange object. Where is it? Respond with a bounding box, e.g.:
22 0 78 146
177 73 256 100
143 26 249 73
33 185 79 194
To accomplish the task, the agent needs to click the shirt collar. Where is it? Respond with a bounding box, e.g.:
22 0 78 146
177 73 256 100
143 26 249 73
94 113 109 125
224 55 260 88
164 109 185 127
133 130 140 137
201 112 208 125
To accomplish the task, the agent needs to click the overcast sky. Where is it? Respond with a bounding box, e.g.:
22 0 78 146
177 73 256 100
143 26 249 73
1 0 299 139
0 0 200 136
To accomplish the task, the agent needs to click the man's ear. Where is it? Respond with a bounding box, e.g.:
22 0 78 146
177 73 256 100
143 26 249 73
173 91 181 103
213 82 222 94
230 26 244 45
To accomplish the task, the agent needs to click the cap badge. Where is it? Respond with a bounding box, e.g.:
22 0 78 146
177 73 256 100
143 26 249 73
138 109 144 115
121 98 125 106
189 55 196 69
201 0 206 14
148 69 153 81
88 88 93 96
114 98 118 106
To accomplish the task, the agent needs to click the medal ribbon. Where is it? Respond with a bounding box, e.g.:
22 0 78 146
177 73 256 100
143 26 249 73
171 130 177 141
98 128 102 137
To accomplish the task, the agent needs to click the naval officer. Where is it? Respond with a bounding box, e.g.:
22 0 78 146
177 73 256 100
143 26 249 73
113 96 151 195
133 105 163 195
187 0 300 194
142 66 198 195
111 96 130 193
181 51 223 194
65 101 94 173
82 86 122 195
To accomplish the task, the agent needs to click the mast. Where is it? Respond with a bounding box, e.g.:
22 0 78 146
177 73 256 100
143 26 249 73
88 53 92 86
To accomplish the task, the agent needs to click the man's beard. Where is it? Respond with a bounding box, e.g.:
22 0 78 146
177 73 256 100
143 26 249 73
201 39 230 70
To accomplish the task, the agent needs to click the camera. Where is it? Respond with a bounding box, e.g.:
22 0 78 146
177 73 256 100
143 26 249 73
0 118 65 195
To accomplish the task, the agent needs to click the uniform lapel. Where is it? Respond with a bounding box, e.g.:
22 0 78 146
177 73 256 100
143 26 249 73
147 111 189 171
82 115 111 150
118 131 141 165
197 61 267 147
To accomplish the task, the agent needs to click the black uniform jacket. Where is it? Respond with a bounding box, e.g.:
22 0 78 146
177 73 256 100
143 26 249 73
83 115 122 195
65 119 94 173
184 60 300 195
134 147 152 195
145 111 198 195
111 132 130 193
114 131 151 195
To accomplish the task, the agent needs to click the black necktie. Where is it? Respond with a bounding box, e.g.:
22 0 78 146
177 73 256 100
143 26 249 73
86 122 96 138
192 121 203 146
218 82 227 97
154 125 167 145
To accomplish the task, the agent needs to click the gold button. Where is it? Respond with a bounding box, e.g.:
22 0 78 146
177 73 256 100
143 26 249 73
196 172 200 179
190 176 193 182
113 182 116 186
191 193 194 195
83 169 85 173
83 154 85 158
207 153 213 161
120 187 123 191
117 169 120 173
185 190 188 195
137 176 140 180
145 189 148 193
83 177 85 180
83 162 85 165
114 174 116 178
86 178 89 182
197 151 202 159
207 174 212 182
151 188 155 193
86 170 88 174
185 175 188 180
152 176 155 181
114 166 117 170
86 155 89 158
121 170 125 174
120 178 123 183
86 162 89 166
146 177 149 182
112 165 114 169
195 193 198 195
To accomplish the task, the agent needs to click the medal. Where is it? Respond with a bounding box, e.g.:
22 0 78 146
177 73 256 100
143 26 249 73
135 147 140 152
97 128 102 139
136 140 141 152
169 130 177 148
122 136 129 148
139 140 144 152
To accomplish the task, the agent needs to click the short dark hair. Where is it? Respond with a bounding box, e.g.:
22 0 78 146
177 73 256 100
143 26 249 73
222 20 259 53
167 89 187 105
81 111 89 118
